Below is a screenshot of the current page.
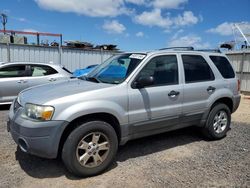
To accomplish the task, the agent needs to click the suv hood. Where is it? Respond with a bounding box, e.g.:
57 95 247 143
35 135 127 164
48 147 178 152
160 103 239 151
18 79 112 106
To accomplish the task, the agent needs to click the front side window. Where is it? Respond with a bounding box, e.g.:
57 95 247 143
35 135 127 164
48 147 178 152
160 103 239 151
137 55 178 86
182 55 214 83
209 56 235 79
30 65 58 76
0 65 26 78
86 53 145 84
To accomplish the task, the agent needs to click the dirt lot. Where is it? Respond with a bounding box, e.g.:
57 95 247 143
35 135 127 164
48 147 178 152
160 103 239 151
0 97 249 188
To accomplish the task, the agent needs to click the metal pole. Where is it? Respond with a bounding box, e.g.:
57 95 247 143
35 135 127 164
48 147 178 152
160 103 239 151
239 52 245 91
6 42 10 62
37 33 40 45
234 23 250 46
100 48 103 64
58 43 62 64
60 34 62 46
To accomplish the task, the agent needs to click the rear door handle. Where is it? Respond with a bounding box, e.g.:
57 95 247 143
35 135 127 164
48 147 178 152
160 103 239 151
168 90 180 97
207 86 216 92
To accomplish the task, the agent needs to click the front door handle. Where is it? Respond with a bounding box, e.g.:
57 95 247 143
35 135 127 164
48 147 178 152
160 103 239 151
17 80 27 83
168 90 180 97
49 78 57 82
207 86 216 93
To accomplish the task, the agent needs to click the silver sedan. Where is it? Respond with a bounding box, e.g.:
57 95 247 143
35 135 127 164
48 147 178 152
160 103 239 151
0 62 72 104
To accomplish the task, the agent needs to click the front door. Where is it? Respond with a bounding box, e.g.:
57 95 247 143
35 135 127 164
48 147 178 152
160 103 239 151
128 54 183 134
0 64 29 103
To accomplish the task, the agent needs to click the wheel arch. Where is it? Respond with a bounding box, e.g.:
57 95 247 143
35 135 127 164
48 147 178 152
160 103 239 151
200 97 233 127
210 97 233 113
57 112 121 157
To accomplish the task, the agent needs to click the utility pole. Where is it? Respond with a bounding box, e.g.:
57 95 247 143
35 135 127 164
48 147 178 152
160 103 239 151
1 13 8 34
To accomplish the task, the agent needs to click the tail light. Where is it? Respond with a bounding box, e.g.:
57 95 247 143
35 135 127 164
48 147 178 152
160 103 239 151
237 79 240 92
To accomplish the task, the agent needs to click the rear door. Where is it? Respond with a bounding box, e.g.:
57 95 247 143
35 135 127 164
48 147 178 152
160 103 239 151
0 64 29 103
128 54 183 134
181 54 216 124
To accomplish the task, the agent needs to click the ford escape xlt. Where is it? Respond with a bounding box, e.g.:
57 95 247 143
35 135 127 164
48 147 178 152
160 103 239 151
8 48 241 177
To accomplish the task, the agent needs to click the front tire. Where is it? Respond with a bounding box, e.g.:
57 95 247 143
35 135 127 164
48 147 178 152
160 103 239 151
202 103 231 140
62 121 118 177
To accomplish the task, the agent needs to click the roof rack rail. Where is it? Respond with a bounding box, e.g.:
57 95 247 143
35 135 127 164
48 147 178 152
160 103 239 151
159 47 194 51
196 49 221 53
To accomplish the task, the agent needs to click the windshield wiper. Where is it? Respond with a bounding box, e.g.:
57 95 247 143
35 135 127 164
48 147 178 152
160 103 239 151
81 76 100 83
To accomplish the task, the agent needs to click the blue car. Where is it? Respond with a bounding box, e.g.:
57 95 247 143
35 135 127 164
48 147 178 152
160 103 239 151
73 64 126 79
73 64 98 77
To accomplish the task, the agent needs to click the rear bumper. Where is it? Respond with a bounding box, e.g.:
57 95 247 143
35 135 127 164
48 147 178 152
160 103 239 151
8 102 69 159
232 94 241 113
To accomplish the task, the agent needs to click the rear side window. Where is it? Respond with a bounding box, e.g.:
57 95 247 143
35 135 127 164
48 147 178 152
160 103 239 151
182 55 214 83
30 65 58 76
0 65 26 78
209 56 235 78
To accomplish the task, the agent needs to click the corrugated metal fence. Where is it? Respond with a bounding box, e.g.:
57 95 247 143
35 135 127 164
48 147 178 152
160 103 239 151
0 43 117 71
226 51 250 93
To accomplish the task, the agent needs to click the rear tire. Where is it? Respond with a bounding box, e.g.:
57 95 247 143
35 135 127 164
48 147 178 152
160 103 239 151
202 103 231 140
62 121 118 177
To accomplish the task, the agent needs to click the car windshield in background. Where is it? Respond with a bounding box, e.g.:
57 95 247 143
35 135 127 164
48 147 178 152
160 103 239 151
85 53 146 84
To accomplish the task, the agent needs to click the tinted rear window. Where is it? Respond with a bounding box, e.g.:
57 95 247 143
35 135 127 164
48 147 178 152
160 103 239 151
182 55 214 83
210 56 235 78
30 65 58 76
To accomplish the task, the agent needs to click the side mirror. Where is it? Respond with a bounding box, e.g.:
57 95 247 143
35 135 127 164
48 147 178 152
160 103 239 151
134 75 154 89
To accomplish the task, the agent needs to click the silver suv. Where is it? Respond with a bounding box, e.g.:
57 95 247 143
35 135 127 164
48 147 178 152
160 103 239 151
8 48 241 177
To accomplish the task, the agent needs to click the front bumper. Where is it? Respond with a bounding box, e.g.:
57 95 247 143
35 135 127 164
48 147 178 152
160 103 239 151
8 100 69 159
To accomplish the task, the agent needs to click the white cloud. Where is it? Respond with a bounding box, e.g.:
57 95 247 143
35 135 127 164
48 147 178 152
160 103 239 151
152 0 188 9
125 0 145 5
22 29 38 32
35 0 190 18
12 17 29 22
135 9 199 29
168 34 210 49
171 29 184 39
174 11 199 26
207 22 234 36
134 9 172 28
18 17 28 22
207 22 250 36
102 20 126 34
35 0 129 17
125 33 130 37
136 31 144 37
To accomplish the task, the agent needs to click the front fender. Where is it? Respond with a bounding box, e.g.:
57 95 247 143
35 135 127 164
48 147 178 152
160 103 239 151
53 100 128 125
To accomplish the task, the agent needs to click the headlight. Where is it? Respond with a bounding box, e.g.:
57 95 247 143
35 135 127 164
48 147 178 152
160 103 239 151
25 103 54 121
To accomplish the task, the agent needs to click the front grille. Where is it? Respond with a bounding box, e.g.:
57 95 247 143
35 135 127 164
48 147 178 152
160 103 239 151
13 99 21 113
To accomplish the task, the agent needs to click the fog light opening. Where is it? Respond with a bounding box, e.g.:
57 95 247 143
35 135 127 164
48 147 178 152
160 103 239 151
18 138 28 152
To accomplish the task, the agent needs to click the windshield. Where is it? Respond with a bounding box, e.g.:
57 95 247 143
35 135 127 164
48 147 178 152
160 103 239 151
85 53 146 84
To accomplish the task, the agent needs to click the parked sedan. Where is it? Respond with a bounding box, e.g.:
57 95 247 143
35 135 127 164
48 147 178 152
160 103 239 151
0 62 72 104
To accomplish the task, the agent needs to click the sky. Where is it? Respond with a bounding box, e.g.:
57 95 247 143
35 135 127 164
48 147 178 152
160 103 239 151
1 0 250 51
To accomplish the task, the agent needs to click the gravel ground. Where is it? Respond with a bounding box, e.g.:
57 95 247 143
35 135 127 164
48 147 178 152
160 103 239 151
0 97 249 188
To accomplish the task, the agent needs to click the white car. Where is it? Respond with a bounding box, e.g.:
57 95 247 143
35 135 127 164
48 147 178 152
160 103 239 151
0 62 72 104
